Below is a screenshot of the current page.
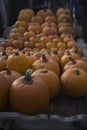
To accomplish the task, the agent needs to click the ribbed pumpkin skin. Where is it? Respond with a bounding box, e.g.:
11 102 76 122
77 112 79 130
32 69 60 99
6 52 30 75
0 69 21 86
63 59 87 73
0 73 10 111
32 54 60 76
60 68 87 98
10 71 49 115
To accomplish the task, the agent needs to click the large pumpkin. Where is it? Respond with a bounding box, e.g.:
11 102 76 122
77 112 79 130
61 68 87 98
32 69 60 99
10 69 49 115
0 73 10 111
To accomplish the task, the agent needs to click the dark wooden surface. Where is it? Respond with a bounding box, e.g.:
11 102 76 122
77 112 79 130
47 89 87 117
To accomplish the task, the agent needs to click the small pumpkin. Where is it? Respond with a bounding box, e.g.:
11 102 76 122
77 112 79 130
60 50 81 69
6 52 30 74
63 58 87 73
32 54 60 75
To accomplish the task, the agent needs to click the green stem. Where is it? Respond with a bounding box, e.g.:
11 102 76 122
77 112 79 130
24 69 33 84
42 54 48 63
74 69 80 75
69 57 76 64
5 67 11 75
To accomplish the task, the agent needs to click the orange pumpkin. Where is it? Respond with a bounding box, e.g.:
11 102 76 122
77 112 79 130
32 54 60 75
63 58 87 73
0 73 10 111
60 50 81 69
6 52 30 74
36 9 53 22
61 68 87 98
32 69 60 99
10 69 49 115
0 67 21 86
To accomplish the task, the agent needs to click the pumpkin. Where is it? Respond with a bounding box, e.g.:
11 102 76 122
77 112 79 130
0 73 10 111
6 52 30 74
70 46 84 57
67 40 77 49
42 25 57 36
45 15 57 23
32 69 60 99
0 67 21 86
31 16 43 25
1 39 12 49
36 9 53 22
11 27 26 34
15 20 28 30
32 54 60 75
81 56 87 63
26 53 37 68
58 25 73 35
28 23 41 34
41 22 57 29
57 42 67 50
9 32 21 40
57 14 72 24
12 39 24 49
24 40 35 49
24 31 35 40
63 58 87 73
60 50 81 69
19 8 34 19
61 68 87 98
56 8 71 18
10 69 49 115
18 13 31 23
0 58 6 71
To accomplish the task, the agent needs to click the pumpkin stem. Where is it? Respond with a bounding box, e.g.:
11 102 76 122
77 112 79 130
2 51 8 59
67 50 71 55
69 57 76 64
52 50 58 55
15 51 19 56
43 9 47 12
74 69 80 75
27 52 30 56
5 67 11 75
74 46 79 53
24 69 33 84
18 45 24 51
42 54 48 63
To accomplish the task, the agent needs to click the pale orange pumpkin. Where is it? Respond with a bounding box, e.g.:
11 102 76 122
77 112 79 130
6 52 30 74
61 68 87 98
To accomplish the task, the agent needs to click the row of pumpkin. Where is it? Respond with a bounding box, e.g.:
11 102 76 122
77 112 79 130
0 8 87 115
